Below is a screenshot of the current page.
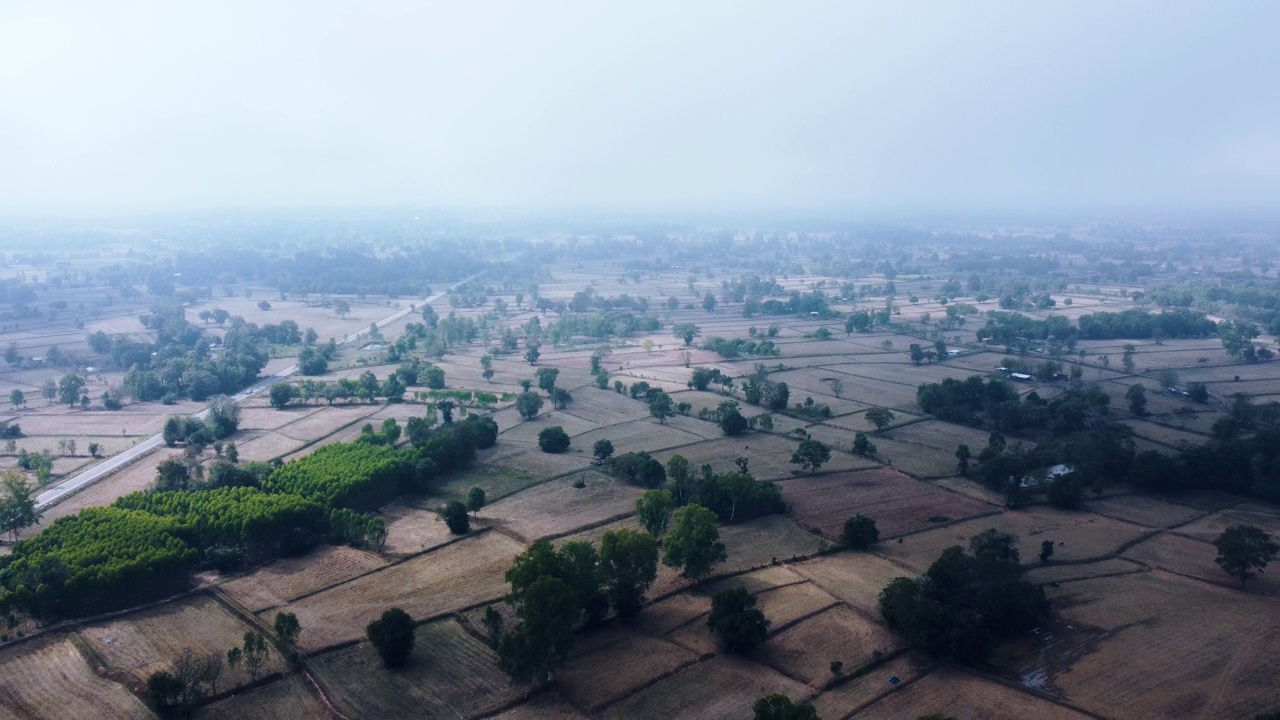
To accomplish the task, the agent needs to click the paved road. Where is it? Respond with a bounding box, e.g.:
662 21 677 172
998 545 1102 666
34 276 478 510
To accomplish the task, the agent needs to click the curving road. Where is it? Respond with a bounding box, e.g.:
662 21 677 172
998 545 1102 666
34 274 481 510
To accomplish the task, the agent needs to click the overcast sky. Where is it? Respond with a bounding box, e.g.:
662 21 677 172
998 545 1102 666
1 1 1277 216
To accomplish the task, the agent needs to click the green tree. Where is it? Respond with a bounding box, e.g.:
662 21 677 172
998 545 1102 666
1039 540 1055 563
593 439 614 463
852 432 876 456
524 344 541 365
538 426 570 453
367 607 416 668
600 528 659 621
842 514 879 549
662 504 726 580
1122 344 1136 373
955 444 972 475
1214 524 1279 586
536 367 559 392
227 631 270 682
708 585 770 653
790 439 831 474
467 486 487 517
269 381 295 410
498 576 578 685
551 387 573 410
0 470 41 541
719 403 748 436
635 489 676 538
515 391 543 420
865 407 895 431
441 500 470 534
666 454 695 503
909 344 926 365
649 392 676 424
274 611 301 649
482 605 503 648
672 323 702 346
146 670 185 718
9 390 23 409
753 694 820 720
1126 384 1147 415
58 373 85 406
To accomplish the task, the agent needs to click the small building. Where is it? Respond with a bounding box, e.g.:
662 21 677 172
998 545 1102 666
1010 372 1033 380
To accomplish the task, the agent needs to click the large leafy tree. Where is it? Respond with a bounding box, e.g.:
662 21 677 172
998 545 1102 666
1214 524 1279 586
497 576 579 685
635 489 675 538
0 470 41 541
789 440 830 474
662 504 726 580
367 607 416 668
708 585 770 653
599 529 658 621
752 694 819 720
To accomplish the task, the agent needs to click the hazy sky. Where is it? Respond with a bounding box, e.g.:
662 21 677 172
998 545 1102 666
1 1 1277 215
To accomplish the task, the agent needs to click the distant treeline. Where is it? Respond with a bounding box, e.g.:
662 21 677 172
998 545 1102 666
0 415 497 619
1151 276 1280 336
977 308 1217 347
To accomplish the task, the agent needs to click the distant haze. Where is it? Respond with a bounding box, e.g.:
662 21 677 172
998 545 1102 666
1 1 1277 216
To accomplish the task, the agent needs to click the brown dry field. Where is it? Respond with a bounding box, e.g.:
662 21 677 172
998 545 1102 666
878 506 1152 573
0 637 153 720
1028 572 1280 719
791 552 917 617
379 502 464 556
1173 503 1280 543
762 604 901 685
197 674 331 720
478 471 642 542
716 515 828 572
597 656 811 720
1083 494 1208 528
276 530 525 651
1023 557 1145 585
1123 531 1280 593
558 632 697 712
571 417 706 457
854 668 1094 720
311 618 519 719
488 691 589 719
80 594 286 687
219 544 391 612
781 467 997 539
810 653 925 719
651 433 875 482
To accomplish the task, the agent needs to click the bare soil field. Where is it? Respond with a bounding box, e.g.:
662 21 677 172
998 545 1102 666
1083 494 1208 528
489 691 589 719
276 531 524 651
1023 557 1145 585
820 409 923 434
197 674 331 720
791 552 916 617
1173 503 1280 543
380 503 463 556
219 544 391 612
810 653 924 719
478 471 642 542
763 604 901 685
311 618 518 719
854 668 1093 720
716 514 828 572
0 637 152 720
597 656 810 720
781 467 996 540
652 433 871 482
877 507 1152 573
1123 531 1280 593
80 594 286 688
797 371 923 410
1034 572 1280 719
571 417 706 457
414 460 542 505
559 632 697 712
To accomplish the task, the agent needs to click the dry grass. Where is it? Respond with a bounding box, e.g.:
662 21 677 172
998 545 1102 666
1173 503 1280 543
1123 532 1280 593
1083 494 1208 528
231 430 309 462
559 632 697 712
762 604 901 685
478 471 643 542
716 515 828 573
810 653 923 718
855 668 1093 720
791 552 915 618
80 594 285 688
0 638 152 720
652 433 873 482
310 618 519 719
1023 558 1145 585
781 467 996 540
488 691 589 719
1033 572 1280 719
197 674 330 720
219 544 391 612
597 656 811 720
877 507 1152 574
277 531 524 651
380 503 462 557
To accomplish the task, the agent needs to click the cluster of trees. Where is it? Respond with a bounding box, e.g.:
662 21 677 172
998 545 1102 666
0 414 498 619
626 456 785 526
1129 423 1280 503
918 375 1112 438
1077 308 1217 340
879 530 1049 663
163 396 242 447
1149 276 1280 337
700 336 780 359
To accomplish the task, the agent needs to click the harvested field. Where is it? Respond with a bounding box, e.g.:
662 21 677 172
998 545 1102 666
1083 494 1207 528
792 552 915 617
277 531 524 651
81 594 285 687
572 418 705 456
219 544 391 612
559 633 697 712
273 403 378 443
1124 532 1280 593
810 653 923 719
1023 557 1145 585
0 638 152 720
489 691 588 720
931 475 1009 505
415 461 542 505
668 579 839 656
197 675 330 720
652 433 872 482
1124 419 1209 449
1038 572 1280 719
311 618 519 719
481 445 592 479
1173 504 1280 543
821 409 922 434
878 507 1152 574
855 668 1093 720
763 604 901 684
380 503 462 556
479 471 642 541
781 467 996 540
236 404 324 432
598 656 810 720
498 412 600 446
231 429 308 461
633 591 712 638
717 515 828 572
